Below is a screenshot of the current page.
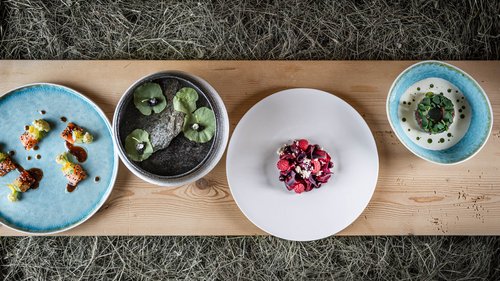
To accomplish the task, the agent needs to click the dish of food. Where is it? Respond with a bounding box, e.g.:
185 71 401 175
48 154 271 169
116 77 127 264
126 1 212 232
0 151 16 177
113 71 229 186
0 83 118 234
277 139 334 194
20 119 51 150
414 92 455 134
395 76 472 151
387 61 492 164
227 88 378 241
122 84 216 164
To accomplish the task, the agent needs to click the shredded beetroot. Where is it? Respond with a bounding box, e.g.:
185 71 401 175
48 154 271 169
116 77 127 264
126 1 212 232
277 139 334 193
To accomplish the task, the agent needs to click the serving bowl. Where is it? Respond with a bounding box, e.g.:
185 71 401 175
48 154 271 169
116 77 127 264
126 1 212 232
387 61 493 164
113 71 229 186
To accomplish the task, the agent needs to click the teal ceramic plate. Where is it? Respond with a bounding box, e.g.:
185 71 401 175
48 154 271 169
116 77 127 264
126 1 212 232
387 61 493 164
0 83 118 234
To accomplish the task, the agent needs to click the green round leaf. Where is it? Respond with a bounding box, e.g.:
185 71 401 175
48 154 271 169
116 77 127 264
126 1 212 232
125 129 154 161
182 107 216 143
173 87 199 114
133 83 167 116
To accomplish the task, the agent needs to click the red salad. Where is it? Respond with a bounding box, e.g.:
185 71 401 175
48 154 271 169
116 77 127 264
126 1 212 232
277 139 333 194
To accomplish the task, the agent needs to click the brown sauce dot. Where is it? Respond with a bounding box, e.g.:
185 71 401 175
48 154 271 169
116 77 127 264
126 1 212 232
27 156 32 160
40 110 46 115
33 145 39 151
36 154 41 160
8 151 15 156
60 116 67 122
24 125 29 130
94 176 100 182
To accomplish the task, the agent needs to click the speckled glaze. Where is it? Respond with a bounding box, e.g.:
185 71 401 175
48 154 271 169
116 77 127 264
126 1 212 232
113 71 229 186
0 83 118 234
387 61 493 164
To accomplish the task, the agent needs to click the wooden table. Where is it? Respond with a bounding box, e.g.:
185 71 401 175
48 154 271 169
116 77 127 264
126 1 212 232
0 60 499 236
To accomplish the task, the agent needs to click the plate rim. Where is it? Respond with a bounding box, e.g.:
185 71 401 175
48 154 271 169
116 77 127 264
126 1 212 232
385 60 494 165
0 82 119 235
226 88 379 241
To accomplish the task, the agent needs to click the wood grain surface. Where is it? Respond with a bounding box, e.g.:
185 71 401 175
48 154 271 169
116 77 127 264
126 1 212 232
0 60 499 236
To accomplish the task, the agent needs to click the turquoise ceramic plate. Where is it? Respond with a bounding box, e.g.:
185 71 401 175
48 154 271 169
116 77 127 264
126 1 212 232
387 61 493 164
0 83 118 234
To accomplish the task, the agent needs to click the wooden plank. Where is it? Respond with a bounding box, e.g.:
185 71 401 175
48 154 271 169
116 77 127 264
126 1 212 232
0 60 499 236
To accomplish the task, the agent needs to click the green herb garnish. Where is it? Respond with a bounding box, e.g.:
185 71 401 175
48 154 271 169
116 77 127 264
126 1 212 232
125 129 154 161
182 107 216 143
415 92 454 134
173 87 199 114
133 83 167 116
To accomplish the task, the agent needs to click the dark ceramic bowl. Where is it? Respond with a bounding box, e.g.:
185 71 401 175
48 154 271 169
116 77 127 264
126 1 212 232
113 71 229 186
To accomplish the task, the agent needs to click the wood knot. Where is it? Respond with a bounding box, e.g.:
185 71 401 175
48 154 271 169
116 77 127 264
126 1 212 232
196 178 210 190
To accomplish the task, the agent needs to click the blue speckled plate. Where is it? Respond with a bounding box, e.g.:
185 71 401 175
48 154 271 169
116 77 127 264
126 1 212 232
387 61 493 164
0 83 118 234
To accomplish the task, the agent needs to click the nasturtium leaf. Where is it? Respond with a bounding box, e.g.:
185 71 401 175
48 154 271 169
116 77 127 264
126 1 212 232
125 129 154 162
133 83 167 116
173 87 199 114
182 107 216 143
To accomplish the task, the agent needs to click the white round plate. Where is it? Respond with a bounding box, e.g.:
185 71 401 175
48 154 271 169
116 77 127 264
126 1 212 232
227 88 379 241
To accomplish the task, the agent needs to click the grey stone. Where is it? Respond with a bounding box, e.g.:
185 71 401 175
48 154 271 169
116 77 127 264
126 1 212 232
138 79 184 152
